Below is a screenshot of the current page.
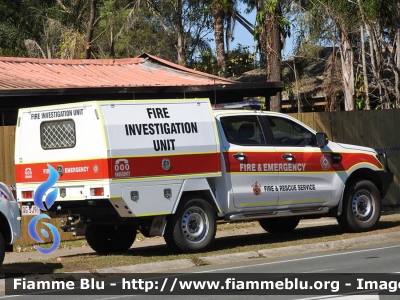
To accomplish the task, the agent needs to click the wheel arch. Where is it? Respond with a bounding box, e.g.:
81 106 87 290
0 212 11 245
336 168 383 217
345 168 383 197
177 190 221 216
172 178 222 216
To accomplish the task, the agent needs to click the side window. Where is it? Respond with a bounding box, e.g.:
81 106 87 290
220 115 266 146
266 116 316 146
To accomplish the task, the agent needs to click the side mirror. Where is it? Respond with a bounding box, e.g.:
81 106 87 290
316 132 329 148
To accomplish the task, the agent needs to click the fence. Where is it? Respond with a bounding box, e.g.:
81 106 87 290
1 109 400 246
16 215 82 247
288 110 400 206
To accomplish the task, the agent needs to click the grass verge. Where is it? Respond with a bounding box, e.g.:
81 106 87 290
2 217 400 274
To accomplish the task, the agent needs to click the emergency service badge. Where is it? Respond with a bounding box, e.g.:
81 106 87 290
56 165 64 177
162 158 171 171
320 155 331 171
251 181 262 196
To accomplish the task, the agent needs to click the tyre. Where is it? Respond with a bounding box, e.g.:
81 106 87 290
0 232 5 266
337 180 381 232
258 217 300 233
164 198 216 253
85 224 137 254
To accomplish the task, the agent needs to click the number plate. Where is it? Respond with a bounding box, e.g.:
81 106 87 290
21 205 40 216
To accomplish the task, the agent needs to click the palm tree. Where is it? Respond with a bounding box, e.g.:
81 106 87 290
212 0 239 77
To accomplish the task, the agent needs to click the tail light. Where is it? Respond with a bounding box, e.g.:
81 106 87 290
22 190 34 199
90 187 104 197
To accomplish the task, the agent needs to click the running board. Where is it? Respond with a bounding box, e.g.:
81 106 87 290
227 207 329 221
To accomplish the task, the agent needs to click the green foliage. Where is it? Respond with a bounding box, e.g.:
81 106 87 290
226 44 259 77
265 0 279 14
189 50 218 75
188 44 259 77
355 73 365 110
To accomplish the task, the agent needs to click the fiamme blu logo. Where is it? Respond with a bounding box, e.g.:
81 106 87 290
28 164 61 254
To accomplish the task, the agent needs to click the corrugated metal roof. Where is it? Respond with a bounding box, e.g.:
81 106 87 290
0 53 237 91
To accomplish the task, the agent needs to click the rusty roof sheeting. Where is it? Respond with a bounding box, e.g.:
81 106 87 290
0 54 237 91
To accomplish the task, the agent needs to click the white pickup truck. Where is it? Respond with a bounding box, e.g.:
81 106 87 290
14 99 393 253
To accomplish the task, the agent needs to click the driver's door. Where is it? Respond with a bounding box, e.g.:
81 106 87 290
262 115 334 206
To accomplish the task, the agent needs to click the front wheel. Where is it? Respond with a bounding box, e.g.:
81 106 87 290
337 180 381 232
164 198 216 253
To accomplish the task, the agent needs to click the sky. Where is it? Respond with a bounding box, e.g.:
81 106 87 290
220 7 295 60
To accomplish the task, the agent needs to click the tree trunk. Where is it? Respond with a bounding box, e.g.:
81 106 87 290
85 0 97 59
366 24 381 107
265 2 283 112
110 26 115 58
369 23 390 109
357 0 370 109
396 29 400 108
256 0 266 65
176 0 186 66
360 24 370 110
338 35 355 111
293 59 302 112
213 3 226 76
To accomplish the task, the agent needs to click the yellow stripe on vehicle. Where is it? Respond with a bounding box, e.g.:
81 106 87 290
16 157 107 164
238 201 279 207
239 198 323 207
228 171 335 175
110 151 219 159
95 102 110 151
16 179 111 187
347 162 383 171
135 212 171 217
208 101 221 147
98 99 210 104
111 172 222 182
278 199 323 205
19 102 94 112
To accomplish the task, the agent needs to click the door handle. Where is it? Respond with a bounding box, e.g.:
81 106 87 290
282 153 295 162
233 153 247 161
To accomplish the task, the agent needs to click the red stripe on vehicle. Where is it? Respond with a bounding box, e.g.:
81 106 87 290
332 153 382 171
15 159 108 183
110 153 220 179
15 153 221 183
224 151 382 173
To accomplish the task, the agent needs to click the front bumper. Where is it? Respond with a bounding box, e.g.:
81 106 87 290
376 152 394 198
377 171 394 198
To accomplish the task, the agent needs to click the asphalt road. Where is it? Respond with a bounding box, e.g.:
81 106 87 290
2 241 400 300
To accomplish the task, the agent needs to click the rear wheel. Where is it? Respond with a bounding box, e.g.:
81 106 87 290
259 217 300 233
337 180 381 232
85 224 137 254
164 198 216 253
